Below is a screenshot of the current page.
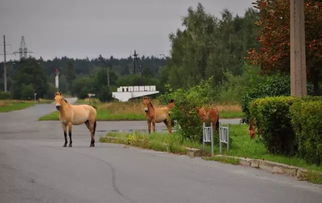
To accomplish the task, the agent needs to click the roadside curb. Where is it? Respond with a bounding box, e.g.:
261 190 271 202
213 154 322 181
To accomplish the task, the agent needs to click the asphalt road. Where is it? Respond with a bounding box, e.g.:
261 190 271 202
0 103 321 203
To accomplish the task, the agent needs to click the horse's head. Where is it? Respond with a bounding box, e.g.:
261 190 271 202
167 99 175 110
54 92 65 110
142 97 152 112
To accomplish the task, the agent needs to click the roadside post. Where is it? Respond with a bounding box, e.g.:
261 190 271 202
203 122 214 156
219 126 229 154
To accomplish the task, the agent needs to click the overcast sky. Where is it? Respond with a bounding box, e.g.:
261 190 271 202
1 0 254 60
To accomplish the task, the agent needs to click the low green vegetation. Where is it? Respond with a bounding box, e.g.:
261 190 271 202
100 124 322 173
249 96 322 165
100 131 202 154
38 111 59 120
0 100 35 112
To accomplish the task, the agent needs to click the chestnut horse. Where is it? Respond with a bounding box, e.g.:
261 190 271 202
142 97 175 133
54 92 97 147
197 106 220 132
248 120 256 139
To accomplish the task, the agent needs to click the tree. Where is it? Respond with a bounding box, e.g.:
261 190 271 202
11 58 49 99
64 61 76 93
247 0 322 95
163 4 259 89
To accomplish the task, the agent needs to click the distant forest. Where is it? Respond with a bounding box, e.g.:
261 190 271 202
2 55 167 100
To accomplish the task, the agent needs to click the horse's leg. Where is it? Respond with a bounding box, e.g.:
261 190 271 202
147 120 151 133
62 124 67 147
152 121 156 133
163 120 172 134
86 120 96 147
68 123 72 147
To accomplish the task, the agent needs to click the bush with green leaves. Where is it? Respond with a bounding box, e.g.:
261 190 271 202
242 74 290 122
160 79 215 142
290 98 322 165
249 96 299 155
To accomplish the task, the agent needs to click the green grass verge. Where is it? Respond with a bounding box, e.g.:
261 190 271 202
216 124 322 172
38 111 59 120
219 111 244 118
100 131 202 154
0 101 35 112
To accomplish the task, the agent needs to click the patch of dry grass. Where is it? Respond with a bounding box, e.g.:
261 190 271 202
98 99 163 115
215 104 241 112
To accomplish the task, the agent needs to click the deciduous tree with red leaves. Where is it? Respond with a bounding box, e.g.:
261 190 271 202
247 0 321 95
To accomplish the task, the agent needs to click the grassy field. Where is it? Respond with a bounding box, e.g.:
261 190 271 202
39 99 244 120
0 100 36 112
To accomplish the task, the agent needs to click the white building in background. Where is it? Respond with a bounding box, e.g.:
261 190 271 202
112 85 159 102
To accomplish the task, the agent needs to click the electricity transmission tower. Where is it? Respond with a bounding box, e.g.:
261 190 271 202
132 50 141 74
13 36 32 60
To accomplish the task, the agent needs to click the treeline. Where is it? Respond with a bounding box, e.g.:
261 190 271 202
1 55 167 100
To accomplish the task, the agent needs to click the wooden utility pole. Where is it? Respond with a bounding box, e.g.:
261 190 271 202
3 35 7 92
290 0 307 97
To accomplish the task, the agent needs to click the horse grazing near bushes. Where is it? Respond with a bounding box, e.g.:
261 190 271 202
142 97 175 133
54 92 97 147
248 120 256 139
197 106 219 132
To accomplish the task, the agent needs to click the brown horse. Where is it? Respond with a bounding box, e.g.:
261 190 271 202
142 97 174 133
198 106 220 132
248 120 256 139
54 92 97 147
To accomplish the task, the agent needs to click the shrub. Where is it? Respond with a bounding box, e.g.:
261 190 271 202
161 79 214 142
0 91 10 99
249 96 299 155
290 99 322 165
242 74 290 122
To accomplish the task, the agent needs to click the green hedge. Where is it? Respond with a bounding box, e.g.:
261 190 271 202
290 99 322 165
249 96 299 155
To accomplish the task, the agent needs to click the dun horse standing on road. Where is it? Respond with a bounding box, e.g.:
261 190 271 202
143 97 175 133
54 92 97 147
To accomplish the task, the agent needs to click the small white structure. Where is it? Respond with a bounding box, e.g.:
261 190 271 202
112 85 159 102
55 69 59 89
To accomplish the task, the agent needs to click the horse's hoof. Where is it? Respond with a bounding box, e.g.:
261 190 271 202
63 144 67 147
69 144 72 147
90 144 95 147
